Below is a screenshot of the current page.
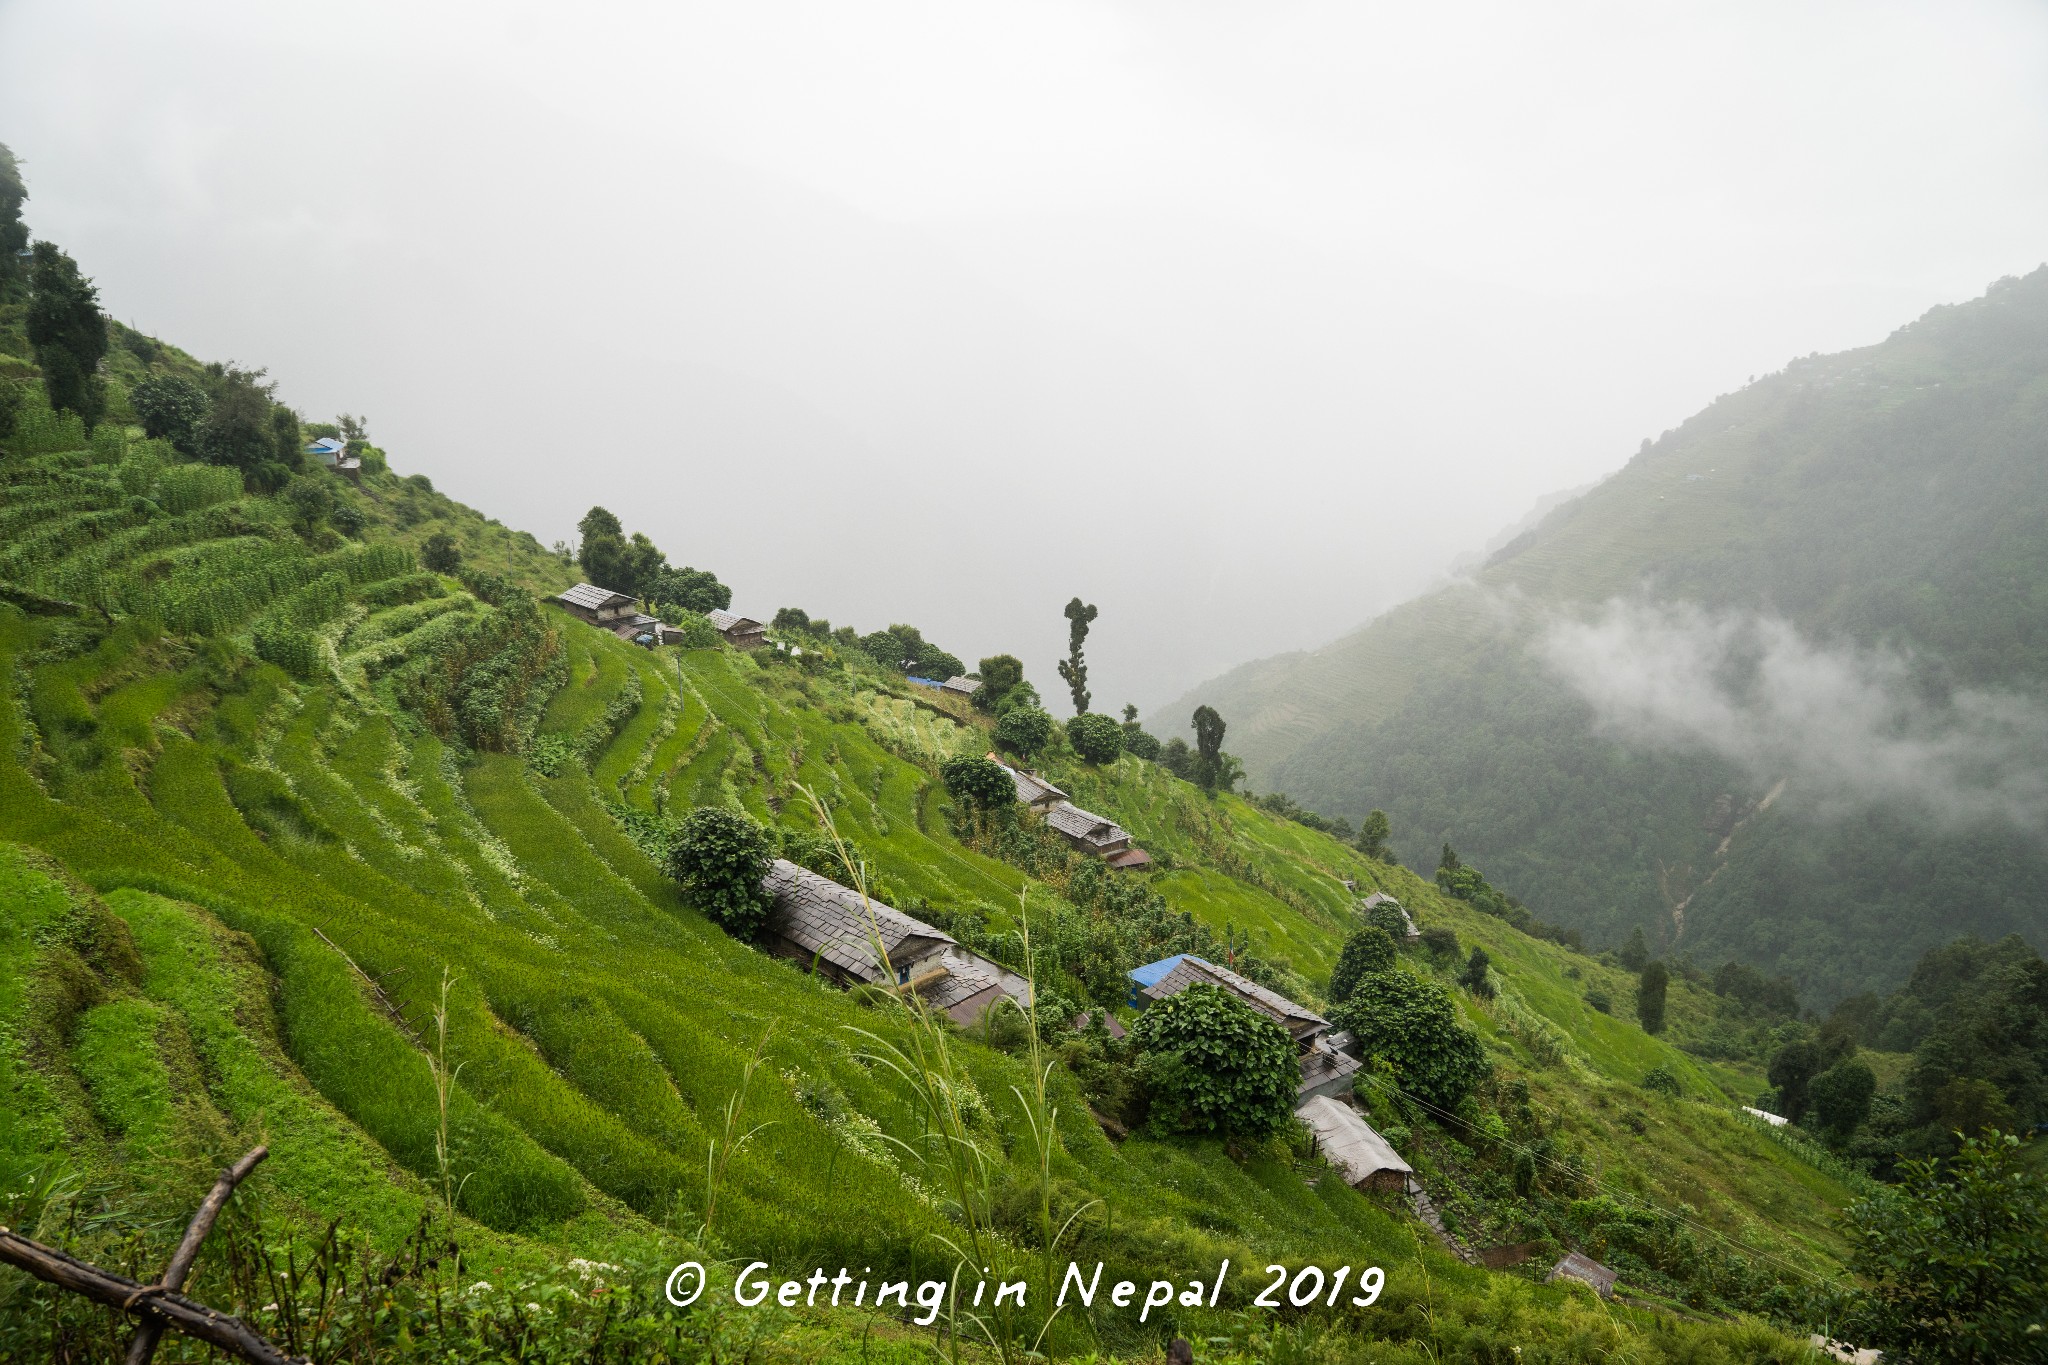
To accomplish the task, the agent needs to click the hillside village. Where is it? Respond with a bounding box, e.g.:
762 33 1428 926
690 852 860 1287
1 162 2041 1365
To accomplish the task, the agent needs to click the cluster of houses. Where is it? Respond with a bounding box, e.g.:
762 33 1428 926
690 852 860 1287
552 582 767 650
986 755 1154 870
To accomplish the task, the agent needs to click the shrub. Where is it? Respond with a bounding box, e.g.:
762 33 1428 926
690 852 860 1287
1365 899 1410 942
1459 946 1496 999
1329 926 1396 1005
422 531 462 573
1641 1066 1681 1097
1810 1058 1876 1140
994 705 1053 760
1132 983 1298 1139
665 807 775 938
1585 988 1612 1015
941 755 1015 811
1636 960 1669 1034
663 613 724 649
1419 925 1460 963
1065 711 1125 765
1331 970 1489 1110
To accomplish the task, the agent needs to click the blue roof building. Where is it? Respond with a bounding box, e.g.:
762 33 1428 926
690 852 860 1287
1126 953 1190 1007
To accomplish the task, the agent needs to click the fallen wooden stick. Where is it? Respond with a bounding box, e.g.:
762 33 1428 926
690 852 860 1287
125 1145 271 1365
0 1143 304 1365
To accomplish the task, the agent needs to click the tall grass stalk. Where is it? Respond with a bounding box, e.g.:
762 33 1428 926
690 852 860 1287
799 783 1047 1365
428 964 469 1259
703 1019 776 1242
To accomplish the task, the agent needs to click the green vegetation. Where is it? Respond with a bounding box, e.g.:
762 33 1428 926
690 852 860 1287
666 807 776 937
1174 269 2048 1005
0 171 1936 1361
1129 983 1298 1139
1065 710 1124 764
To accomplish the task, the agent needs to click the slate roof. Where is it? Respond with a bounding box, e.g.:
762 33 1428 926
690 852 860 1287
985 755 1067 807
1138 955 1328 1035
1546 1252 1616 1298
1297 1043 1363 1097
558 583 636 612
941 676 980 697
1043 802 1128 848
1105 847 1153 870
761 859 953 983
705 609 764 634
1296 1095 1411 1185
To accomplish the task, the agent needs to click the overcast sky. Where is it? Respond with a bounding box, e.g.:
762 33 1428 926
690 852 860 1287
3 0 2045 715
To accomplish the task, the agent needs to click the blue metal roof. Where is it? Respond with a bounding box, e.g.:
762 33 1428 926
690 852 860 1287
1128 954 1190 988
907 676 941 688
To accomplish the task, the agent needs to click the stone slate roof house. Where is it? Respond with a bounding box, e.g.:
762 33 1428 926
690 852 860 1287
1546 1252 1617 1298
553 584 674 648
1043 802 1132 856
705 609 767 650
1295 1095 1413 1192
940 676 980 700
984 755 1068 810
759 860 1030 1027
1127 953 1360 1101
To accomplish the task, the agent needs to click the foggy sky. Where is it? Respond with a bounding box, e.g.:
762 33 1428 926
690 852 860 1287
3 0 2045 717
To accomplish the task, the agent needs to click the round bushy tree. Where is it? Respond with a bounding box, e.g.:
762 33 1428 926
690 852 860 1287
1329 926 1397 1006
422 532 462 573
665 808 775 938
941 755 1015 812
131 373 210 453
1810 1058 1876 1139
994 705 1053 760
1331 970 1489 1110
1365 900 1410 942
1133 982 1298 1139
1066 711 1124 765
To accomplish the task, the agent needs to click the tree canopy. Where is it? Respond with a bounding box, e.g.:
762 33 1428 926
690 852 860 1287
1331 969 1489 1110
1057 596 1097 714
940 755 1015 813
1066 712 1125 765
994 705 1053 761
665 808 776 939
1328 926 1397 1005
1132 982 1298 1139
26 241 107 427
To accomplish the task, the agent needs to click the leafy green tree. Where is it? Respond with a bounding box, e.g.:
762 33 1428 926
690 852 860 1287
0 143 26 295
1810 1058 1877 1141
1769 1039 1824 1124
200 365 281 476
1618 925 1650 972
577 506 633 590
940 755 1015 813
27 242 108 427
270 404 303 465
130 374 210 454
1159 736 1193 779
772 607 819 635
1641 1066 1681 1097
1636 960 1669 1034
1329 926 1397 1005
1132 982 1298 1139
1192 705 1227 793
1460 946 1496 999
1057 597 1097 714
648 563 731 614
665 808 776 939
974 654 1024 712
422 532 462 573
1066 712 1124 765
283 476 335 535
1331 970 1489 1110
994 705 1053 761
1357 809 1392 861
1839 1134 2047 1364
1119 704 1162 760
1438 842 1461 875
1365 899 1409 942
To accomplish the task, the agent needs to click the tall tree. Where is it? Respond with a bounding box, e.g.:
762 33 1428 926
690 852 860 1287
0 143 27 296
1192 705 1227 793
1636 960 1669 1034
974 654 1024 713
1356 809 1392 861
200 365 283 479
1056 597 1098 714
26 242 108 427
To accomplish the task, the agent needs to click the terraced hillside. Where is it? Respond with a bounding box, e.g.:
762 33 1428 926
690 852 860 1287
0 424 1871 1362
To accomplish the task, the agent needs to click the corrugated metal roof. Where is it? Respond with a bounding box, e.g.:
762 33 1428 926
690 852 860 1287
1296 1095 1411 1184
558 583 635 611
1105 847 1153 869
762 859 953 983
1142 955 1327 1031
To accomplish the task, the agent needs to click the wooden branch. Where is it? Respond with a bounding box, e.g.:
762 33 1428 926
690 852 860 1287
0 1228 304 1365
124 1145 269 1365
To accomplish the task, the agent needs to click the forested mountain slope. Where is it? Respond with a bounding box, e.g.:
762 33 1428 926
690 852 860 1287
1173 268 2048 1004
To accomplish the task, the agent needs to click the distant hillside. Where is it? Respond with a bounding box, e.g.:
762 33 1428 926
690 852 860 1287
1171 268 2048 1004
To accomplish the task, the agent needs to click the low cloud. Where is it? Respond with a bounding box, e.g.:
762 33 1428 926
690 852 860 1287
1536 600 2048 834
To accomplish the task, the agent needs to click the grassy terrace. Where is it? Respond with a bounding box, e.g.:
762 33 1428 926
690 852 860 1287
0 441 1851 1360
